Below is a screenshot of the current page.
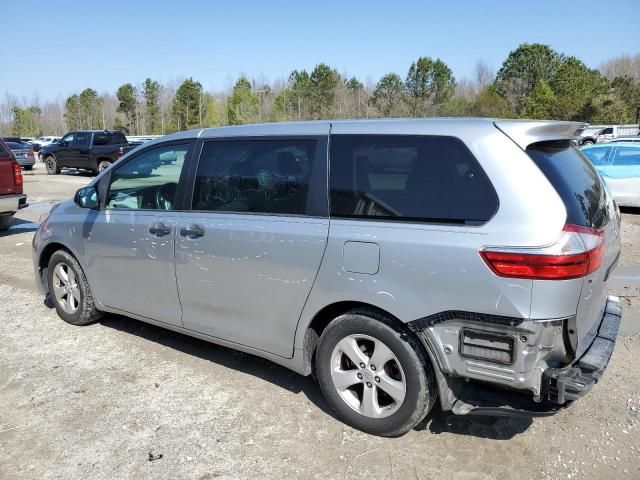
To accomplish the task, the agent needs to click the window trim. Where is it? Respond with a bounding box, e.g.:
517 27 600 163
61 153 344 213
98 139 196 212
183 135 329 218
327 134 499 227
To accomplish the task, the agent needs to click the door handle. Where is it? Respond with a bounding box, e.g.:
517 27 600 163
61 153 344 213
149 222 172 236
179 224 205 238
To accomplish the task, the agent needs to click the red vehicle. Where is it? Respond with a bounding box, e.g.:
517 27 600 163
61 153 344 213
0 138 28 231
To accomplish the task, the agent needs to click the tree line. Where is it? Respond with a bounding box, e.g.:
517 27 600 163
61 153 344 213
2 44 639 138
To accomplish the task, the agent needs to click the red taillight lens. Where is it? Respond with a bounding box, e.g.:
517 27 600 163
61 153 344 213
480 224 605 280
12 162 23 186
117 147 123 158
27 150 34 157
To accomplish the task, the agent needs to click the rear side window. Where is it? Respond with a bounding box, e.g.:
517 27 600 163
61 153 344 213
329 135 498 225
192 139 316 215
111 132 127 145
527 141 610 229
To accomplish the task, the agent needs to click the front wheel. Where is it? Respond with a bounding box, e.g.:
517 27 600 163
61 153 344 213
45 156 61 175
315 310 436 437
582 140 594 146
47 250 102 325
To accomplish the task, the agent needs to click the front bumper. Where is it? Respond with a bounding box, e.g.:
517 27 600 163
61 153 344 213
0 194 28 214
542 296 621 404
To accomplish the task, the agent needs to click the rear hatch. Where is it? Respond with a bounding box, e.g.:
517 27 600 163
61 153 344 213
526 141 621 358
0 139 20 195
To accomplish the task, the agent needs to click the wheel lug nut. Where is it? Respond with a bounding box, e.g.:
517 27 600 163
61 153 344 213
370 365 376 371
375 377 380 383
359 363 365 368
366 382 372 388
357 373 362 379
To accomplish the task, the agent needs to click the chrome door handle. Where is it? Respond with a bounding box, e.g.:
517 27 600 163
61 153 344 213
179 224 204 238
149 222 172 236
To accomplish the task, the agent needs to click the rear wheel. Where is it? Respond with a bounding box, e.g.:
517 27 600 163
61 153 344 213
315 310 436 437
47 250 102 325
582 140 594 146
0 214 13 231
45 156 61 175
97 160 111 172
24 165 33 171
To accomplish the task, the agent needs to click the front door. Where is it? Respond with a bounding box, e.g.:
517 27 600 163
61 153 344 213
175 136 329 357
68 131 91 167
85 141 193 326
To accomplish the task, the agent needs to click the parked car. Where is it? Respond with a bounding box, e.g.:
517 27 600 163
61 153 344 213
581 142 640 207
0 138 27 231
39 130 134 175
30 135 61 152
608 136 640 144
578 125 640 145
5 142 36 170
2 136 33 148
33 119 622 437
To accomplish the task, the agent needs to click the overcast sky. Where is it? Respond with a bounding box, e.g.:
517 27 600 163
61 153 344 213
1 0 639 100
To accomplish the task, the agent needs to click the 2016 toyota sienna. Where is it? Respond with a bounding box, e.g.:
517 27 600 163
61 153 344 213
33 119 622 437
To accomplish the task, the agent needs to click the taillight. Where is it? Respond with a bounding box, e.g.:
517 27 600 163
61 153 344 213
27 150 34 157
480 224 605 280
117 147 124 158
12 162 23 187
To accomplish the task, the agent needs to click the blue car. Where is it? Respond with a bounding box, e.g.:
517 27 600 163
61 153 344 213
581 142 640 208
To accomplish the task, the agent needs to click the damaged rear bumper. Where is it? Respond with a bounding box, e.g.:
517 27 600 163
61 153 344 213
542 296 621 404
412 296 622 417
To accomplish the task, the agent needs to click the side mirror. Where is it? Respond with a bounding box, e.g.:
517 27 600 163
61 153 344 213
74 186 99 209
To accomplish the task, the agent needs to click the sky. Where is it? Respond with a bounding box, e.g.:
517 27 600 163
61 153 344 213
1 0 639 101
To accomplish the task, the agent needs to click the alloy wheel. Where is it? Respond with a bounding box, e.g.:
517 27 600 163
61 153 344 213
52 262 80 314
330 334 406 419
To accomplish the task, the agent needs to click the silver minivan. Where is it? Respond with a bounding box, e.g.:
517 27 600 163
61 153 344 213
33 119 622 436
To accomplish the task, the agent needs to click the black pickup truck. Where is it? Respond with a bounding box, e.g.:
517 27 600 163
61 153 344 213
39 130 135 175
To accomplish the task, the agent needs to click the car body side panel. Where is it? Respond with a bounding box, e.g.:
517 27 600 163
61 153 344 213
295 122 569 350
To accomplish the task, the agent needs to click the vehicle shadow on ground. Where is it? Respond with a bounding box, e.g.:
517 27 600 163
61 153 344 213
0 218 38 237
621 207 640 215
416 406 532 440
98 313 334 415
96 312 534 440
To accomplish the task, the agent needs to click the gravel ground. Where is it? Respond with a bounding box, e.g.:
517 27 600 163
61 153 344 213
1 163 639 479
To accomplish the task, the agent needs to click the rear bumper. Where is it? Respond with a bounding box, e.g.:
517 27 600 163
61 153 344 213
0 194 28 214
542 296 621 404
16 157 35 167
437 296 622 417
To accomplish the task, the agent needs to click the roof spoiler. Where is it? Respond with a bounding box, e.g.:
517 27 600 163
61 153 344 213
494 120 584 150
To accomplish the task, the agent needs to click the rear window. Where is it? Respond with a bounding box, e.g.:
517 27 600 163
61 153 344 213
527 141 610 229
329 135 498 225
111 132 127 145
6 142 24 149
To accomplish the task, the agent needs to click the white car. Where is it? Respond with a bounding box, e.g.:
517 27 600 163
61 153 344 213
30 136 60 151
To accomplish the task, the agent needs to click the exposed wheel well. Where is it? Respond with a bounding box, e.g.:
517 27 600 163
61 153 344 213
38 243 73 292
304 301 428 375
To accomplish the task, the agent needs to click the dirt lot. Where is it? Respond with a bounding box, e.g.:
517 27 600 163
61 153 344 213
1 163 639 480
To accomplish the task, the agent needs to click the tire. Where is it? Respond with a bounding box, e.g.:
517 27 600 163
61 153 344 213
315 309 436 437
97 160 112 172
582 140 594 146
24 165 33 171
47 250 102 325
0 214 13 231
45 155 61 175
